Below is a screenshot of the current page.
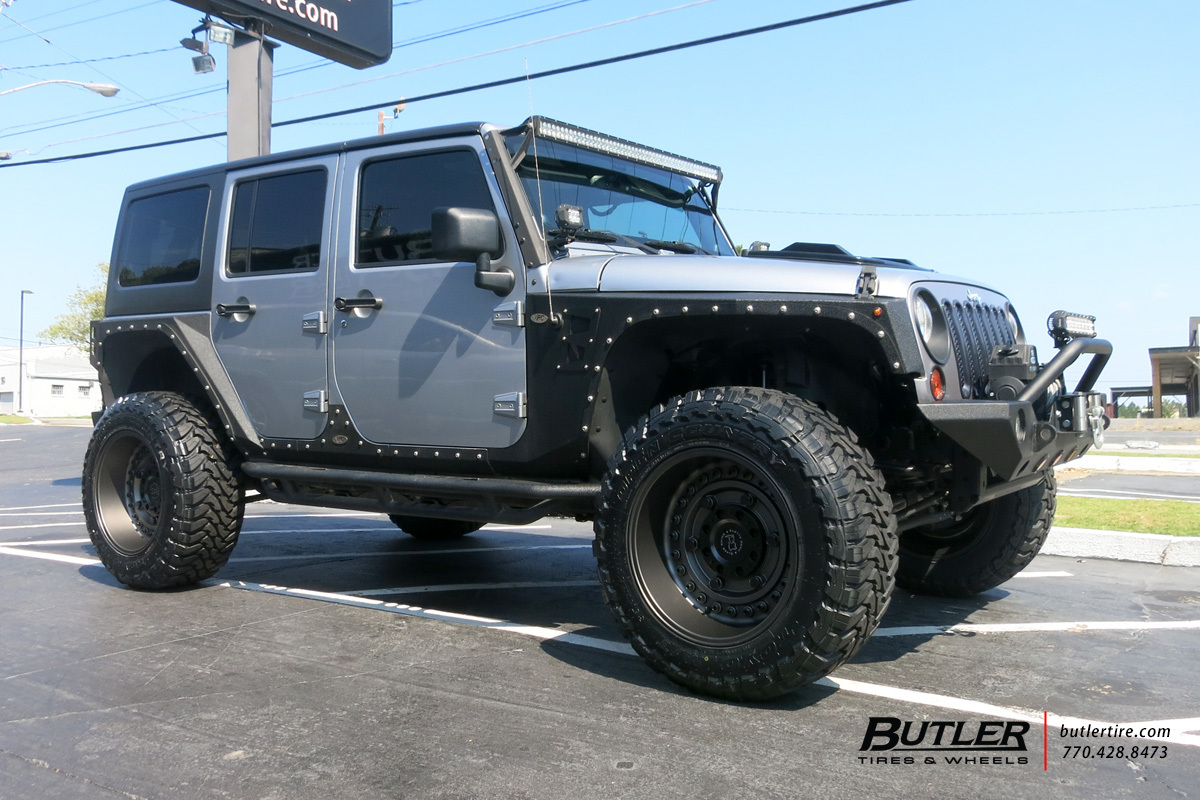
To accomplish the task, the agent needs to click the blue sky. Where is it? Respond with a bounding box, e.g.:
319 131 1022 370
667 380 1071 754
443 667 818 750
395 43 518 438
2 0 1197 399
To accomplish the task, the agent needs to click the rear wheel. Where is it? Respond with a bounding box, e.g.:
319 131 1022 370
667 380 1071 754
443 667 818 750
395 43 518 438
595 387 896 701
897 472 1056 597
83 392 243 589
388 515 483 541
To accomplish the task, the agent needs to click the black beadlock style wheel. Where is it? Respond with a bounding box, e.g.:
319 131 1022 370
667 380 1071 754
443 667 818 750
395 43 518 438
387 515 484 540
82 392 244 589
594 387 897 701
896 471 1057 597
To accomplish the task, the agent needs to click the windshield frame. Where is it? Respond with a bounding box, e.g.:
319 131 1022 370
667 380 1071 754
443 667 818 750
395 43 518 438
504 123 736 257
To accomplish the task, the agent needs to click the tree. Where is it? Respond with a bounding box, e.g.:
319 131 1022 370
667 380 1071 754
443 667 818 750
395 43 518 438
40 263 108 351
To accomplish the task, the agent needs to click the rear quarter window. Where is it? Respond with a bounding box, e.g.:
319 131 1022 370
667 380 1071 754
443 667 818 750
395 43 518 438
115 186 210 286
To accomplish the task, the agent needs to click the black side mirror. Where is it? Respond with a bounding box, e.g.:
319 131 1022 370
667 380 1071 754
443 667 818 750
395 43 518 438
431 207 514 296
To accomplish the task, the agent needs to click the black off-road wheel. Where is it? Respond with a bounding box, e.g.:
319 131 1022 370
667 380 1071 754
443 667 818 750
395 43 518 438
388 515 483 540
595 387 897 701
82 392 243 589
896 472 1056 597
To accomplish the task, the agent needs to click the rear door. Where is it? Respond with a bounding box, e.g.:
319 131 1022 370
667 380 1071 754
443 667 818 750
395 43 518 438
331 140 527 448
212 156 338 440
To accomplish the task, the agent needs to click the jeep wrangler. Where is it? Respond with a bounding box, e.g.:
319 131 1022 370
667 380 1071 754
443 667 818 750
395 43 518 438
83 117 1111 700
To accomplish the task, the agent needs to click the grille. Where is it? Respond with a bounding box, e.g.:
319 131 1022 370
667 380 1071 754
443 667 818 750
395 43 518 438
942 300 1016 398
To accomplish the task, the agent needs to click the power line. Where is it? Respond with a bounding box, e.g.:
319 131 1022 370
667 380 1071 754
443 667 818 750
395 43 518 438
0 0 164 45
18 1 718 157
722 202 1200 218
0 0 915 169
2 46 176 71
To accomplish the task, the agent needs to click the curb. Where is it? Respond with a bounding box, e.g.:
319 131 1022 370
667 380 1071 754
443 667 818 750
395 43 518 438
1042 526 1200 567
1057 454 1200 475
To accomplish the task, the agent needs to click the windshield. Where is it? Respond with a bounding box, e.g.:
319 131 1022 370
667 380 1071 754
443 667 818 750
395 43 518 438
506 135 735 256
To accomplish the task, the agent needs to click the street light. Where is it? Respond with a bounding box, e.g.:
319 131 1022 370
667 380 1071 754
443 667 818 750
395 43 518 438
0 80 120 98
18 290 32 415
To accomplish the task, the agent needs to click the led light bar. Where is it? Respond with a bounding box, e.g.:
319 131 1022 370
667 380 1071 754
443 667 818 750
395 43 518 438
528 116 723 185
1047 310 1097 341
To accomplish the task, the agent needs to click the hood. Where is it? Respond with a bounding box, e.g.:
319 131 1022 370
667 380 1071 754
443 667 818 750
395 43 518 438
545 253 1001 299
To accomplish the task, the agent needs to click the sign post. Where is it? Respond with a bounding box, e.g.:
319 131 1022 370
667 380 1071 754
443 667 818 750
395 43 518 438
173 0 392 159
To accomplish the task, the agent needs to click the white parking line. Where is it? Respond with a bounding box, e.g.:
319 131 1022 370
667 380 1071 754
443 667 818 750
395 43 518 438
0 537 91 547
0 522 88 532
874 620 1200 637
228 544 591 561
345 580 600 596
0 511 84 517
1060 488 1200 503
0 546 99 566
1011 571 1073 578
0 502 81 512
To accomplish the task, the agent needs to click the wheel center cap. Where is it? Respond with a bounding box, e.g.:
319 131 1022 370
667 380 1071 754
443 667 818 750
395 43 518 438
712 521 747 561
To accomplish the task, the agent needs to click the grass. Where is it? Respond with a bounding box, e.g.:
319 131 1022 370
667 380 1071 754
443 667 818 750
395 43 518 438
0 414 33 424
1055 496 1200 537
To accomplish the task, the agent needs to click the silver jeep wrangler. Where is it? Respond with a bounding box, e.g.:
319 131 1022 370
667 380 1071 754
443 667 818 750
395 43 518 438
83 117 1111 700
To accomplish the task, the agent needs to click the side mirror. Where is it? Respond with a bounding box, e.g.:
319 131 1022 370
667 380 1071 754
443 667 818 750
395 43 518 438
431 207 514 296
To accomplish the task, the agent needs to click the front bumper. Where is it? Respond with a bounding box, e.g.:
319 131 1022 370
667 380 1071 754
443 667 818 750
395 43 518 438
917 338 1112 481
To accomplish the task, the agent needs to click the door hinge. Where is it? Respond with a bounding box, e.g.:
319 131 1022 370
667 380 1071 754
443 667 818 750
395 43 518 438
303 390 328 413
493 392 527 419
492 301 525 328
302 311 328 335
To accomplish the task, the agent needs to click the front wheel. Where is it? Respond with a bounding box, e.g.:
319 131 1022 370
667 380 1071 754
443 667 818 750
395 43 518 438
595 387 896 701
82 392 243 589
896 472 1056 597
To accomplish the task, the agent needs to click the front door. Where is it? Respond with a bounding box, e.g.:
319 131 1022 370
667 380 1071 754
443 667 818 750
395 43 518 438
331 141 527 448
212 156 338 441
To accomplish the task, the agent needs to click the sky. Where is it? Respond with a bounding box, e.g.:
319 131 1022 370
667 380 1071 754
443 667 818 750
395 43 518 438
1 0 1197 400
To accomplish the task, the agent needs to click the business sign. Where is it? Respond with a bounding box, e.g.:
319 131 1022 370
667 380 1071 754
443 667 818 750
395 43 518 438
174 0 392 69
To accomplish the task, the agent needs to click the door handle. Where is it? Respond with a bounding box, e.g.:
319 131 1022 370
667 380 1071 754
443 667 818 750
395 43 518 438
215 302 256 317
334 296 383 312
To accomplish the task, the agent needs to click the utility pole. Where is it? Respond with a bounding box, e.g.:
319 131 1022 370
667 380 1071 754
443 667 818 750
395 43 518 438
18 290 32 414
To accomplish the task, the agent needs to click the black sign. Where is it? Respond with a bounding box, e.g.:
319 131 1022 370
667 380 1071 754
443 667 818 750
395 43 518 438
175 0 392 69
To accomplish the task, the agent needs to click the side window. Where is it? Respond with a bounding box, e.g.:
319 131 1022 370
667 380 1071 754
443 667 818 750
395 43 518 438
228 169 326 276
115 186 209 286
357 149 496 266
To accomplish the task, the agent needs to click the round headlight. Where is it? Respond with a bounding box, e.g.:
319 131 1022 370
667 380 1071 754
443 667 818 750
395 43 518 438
1005 304 1023 341
915 297 934 342
912 291 950 363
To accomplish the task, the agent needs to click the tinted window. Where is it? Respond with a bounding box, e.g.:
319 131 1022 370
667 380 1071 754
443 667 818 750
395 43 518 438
228 169 326 275
116 187 209 286
357 150 496 266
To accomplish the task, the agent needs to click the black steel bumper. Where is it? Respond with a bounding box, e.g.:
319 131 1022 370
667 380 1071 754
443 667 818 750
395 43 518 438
917 338 1112 481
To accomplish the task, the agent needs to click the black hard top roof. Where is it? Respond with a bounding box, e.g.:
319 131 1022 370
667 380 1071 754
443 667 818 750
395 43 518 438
125 121 492 193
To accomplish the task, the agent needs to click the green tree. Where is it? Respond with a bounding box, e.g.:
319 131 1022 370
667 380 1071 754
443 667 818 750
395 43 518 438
40 263 108 350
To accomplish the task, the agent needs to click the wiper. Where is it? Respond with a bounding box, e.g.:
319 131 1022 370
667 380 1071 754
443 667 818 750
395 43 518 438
571 228 660 255
645 239 706 254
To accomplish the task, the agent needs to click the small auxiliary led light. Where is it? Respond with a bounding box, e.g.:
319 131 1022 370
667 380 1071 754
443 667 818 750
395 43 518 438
555 204 584 233
1047 310 1096 346
930 367 947 401
530 117 723 185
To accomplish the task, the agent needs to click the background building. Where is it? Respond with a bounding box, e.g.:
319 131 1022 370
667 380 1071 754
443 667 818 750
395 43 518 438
0 344 103 418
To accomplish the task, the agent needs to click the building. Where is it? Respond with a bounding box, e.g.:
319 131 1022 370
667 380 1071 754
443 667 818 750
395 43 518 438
0 343 103 418
1148 317 1200 418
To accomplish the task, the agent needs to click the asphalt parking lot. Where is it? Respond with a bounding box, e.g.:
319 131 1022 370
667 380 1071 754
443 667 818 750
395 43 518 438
2 426 1198 799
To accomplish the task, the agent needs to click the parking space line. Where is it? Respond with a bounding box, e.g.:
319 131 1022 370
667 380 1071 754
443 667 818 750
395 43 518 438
1059 488 1200 502
0 537 91 547
0 511 84 517
0 546 100 566
344 580 600 596
1011 571 1073 578
229 544 591 560
0 503 81 511
875 620 1200 637
0 522 89 532
210 579 635 655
